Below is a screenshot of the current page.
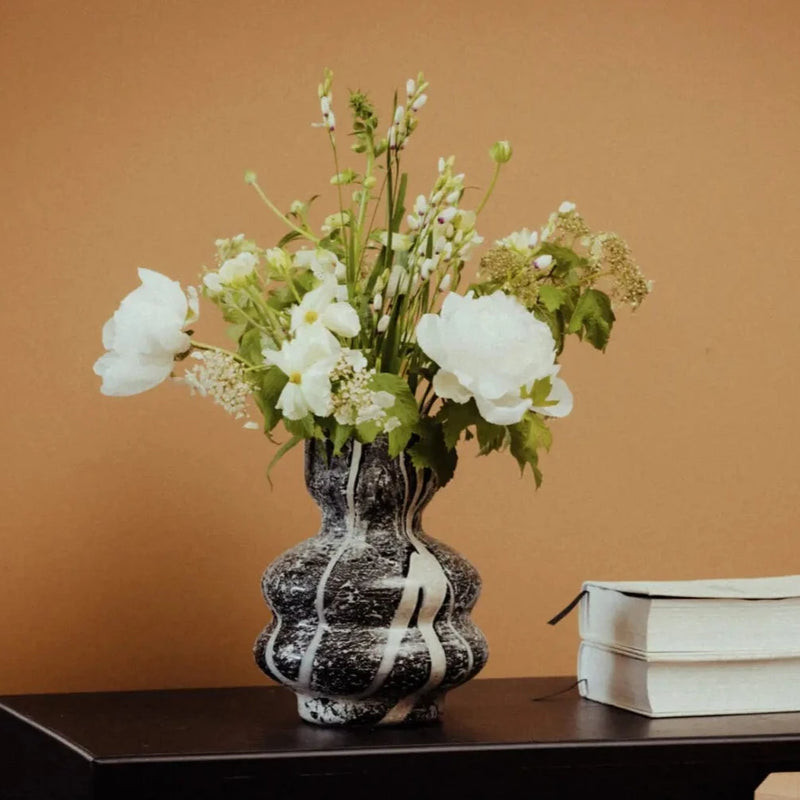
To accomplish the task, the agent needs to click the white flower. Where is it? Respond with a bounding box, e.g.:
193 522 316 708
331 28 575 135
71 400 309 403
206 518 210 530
94 268 197 397
559 200 576 214
533 254 553 270
384 265 410 298
290 274 360 338
203 252 258 293
415 291 571 425
377 231 412 252
263 325 341 420
293 248 346 280
497 228 537 255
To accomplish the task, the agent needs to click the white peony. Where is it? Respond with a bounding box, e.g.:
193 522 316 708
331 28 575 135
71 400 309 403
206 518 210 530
415 291 572 425
94 268 199 397
263 325 341 420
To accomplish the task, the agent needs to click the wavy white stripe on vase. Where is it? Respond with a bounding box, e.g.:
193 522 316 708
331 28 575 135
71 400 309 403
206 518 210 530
355 461 426 699
294 441 363 689
378 458 449 723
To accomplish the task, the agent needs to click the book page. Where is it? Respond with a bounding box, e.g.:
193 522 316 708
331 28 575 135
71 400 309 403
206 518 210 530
582 575 800 600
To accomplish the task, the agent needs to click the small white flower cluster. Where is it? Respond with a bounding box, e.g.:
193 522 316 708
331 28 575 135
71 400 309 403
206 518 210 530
387 75 429 152
405 157 483 281
183 350 253 422
329 354 398 429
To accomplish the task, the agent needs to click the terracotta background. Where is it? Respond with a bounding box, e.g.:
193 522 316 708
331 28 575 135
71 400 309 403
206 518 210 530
2 0 799 696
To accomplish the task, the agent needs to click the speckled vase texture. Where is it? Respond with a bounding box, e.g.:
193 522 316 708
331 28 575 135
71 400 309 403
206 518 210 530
254 437 488 726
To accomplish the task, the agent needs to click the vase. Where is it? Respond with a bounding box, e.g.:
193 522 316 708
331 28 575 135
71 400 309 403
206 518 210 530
254 436 488 726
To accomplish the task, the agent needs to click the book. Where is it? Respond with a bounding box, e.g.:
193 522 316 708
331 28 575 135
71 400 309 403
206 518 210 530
755 772 800 800
578 575 800 658
577 640 800 717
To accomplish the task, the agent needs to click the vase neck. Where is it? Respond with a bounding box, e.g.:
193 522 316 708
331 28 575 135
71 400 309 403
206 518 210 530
304 438 437 532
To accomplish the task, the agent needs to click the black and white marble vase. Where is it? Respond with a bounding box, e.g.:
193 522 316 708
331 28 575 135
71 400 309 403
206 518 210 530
254 437 488 726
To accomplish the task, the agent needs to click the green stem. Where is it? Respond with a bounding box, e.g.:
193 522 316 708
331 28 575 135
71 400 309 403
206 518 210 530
475 162 501 215
191 341 247 363
248 179 320 244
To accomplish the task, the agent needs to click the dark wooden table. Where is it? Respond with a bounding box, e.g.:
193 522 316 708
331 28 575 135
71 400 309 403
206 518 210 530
2 676 799 799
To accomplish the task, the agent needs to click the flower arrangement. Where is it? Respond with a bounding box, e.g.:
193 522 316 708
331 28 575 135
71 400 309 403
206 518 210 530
94 70 649 487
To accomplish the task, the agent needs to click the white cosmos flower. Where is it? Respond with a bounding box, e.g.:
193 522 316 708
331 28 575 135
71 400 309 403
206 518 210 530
290 274 360 338
263 325 341 420
94 268 198 397
415 290 572 425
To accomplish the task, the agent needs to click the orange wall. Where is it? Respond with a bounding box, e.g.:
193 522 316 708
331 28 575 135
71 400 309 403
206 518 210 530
2 0 800 695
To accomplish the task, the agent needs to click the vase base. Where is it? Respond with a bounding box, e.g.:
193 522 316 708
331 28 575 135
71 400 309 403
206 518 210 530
297 692 444 727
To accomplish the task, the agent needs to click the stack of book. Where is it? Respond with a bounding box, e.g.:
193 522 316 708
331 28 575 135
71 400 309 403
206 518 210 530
575 575 800 717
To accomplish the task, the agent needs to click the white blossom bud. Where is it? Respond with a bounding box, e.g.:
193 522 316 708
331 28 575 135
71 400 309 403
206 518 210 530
406 78 416 96
414 195 428 215
439 274 452 292
373 292 382 308
534 254 554 270
446 190 460 205
411 94 427 111
320 96 331 116
438 156 446 174
559 200 576 214
377 314 391 333
528 231 539 247
394 105 404 125
407 214 421 230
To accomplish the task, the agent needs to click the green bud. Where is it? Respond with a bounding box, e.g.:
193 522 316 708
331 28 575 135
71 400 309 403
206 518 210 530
330 169 358 186
490 140 513 164
244 170 257 185
363 175 377 189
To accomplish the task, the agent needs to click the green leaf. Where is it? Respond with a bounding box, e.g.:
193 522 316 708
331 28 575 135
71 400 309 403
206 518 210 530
475 417 506 455
538 285 566 313
237 327 265 366
253 368 288 433
331 422 354 455
508 412 552 486
366 373 420 456
408 420 458 488
437 399 480 450
391 172 408 231
284 415 317 439
355 420 381 444
266 435 302 485
226 322 247 343
528 376 554 407
537 242 589 279
276 229 303 249
568 288 616 350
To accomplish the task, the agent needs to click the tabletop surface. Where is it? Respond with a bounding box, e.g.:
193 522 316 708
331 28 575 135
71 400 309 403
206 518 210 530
3 676 800 763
